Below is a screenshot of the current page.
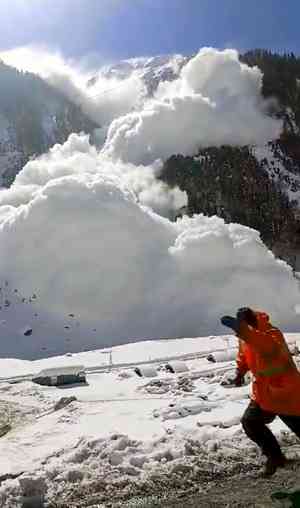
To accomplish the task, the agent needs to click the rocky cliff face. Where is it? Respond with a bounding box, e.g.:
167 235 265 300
0 60 97 187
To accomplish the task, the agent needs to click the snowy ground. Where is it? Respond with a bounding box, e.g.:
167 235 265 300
1 334 300 507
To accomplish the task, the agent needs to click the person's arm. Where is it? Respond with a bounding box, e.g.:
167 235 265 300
220 316 248 386
236 339 249 377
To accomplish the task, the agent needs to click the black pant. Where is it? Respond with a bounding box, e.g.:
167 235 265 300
241 401 300 459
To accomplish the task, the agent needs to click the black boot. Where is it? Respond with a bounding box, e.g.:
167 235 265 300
263 455 287 477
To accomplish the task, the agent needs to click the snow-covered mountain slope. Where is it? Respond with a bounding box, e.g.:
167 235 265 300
88 54 189 96
0 61 96 187
0 334 300 507
254 141 300 206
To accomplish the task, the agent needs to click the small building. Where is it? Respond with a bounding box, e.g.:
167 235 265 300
207 348 237 363
165 361 189 374
134 365 158 378
32 365 86 386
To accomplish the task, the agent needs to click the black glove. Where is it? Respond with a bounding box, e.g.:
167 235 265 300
207 353 216 363
221 369 244 387
220 315 240 333
234 370 245 387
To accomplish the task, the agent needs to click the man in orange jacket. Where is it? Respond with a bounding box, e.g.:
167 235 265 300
221 307 300 477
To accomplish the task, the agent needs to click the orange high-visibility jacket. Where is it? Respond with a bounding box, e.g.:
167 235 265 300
237 311 300 416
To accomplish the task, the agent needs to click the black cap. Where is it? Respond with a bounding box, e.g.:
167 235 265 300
237 307 257 328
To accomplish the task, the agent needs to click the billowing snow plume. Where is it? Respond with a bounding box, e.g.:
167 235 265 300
103 48 282 164
0 46 146 129
0 134 186 218
0 46 295 359
1 47 282 163
0 133 299 358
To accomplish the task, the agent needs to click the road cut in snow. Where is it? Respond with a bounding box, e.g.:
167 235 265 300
1 334 300 507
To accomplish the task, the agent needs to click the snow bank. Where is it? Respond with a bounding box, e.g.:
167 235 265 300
1 336 299 507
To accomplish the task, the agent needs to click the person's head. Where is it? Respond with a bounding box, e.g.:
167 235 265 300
236 307 258 328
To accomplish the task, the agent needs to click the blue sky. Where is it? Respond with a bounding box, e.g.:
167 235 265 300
0 0 299 62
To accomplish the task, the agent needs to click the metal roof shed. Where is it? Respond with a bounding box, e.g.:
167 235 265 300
32 365 86 386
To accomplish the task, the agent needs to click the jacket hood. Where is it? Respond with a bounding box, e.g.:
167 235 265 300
255 311 271 331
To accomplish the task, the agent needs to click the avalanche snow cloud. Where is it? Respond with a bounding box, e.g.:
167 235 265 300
104 48 282 164
1 47 281 162
0 46 146 129
0 132 299 358
0 47 297 358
